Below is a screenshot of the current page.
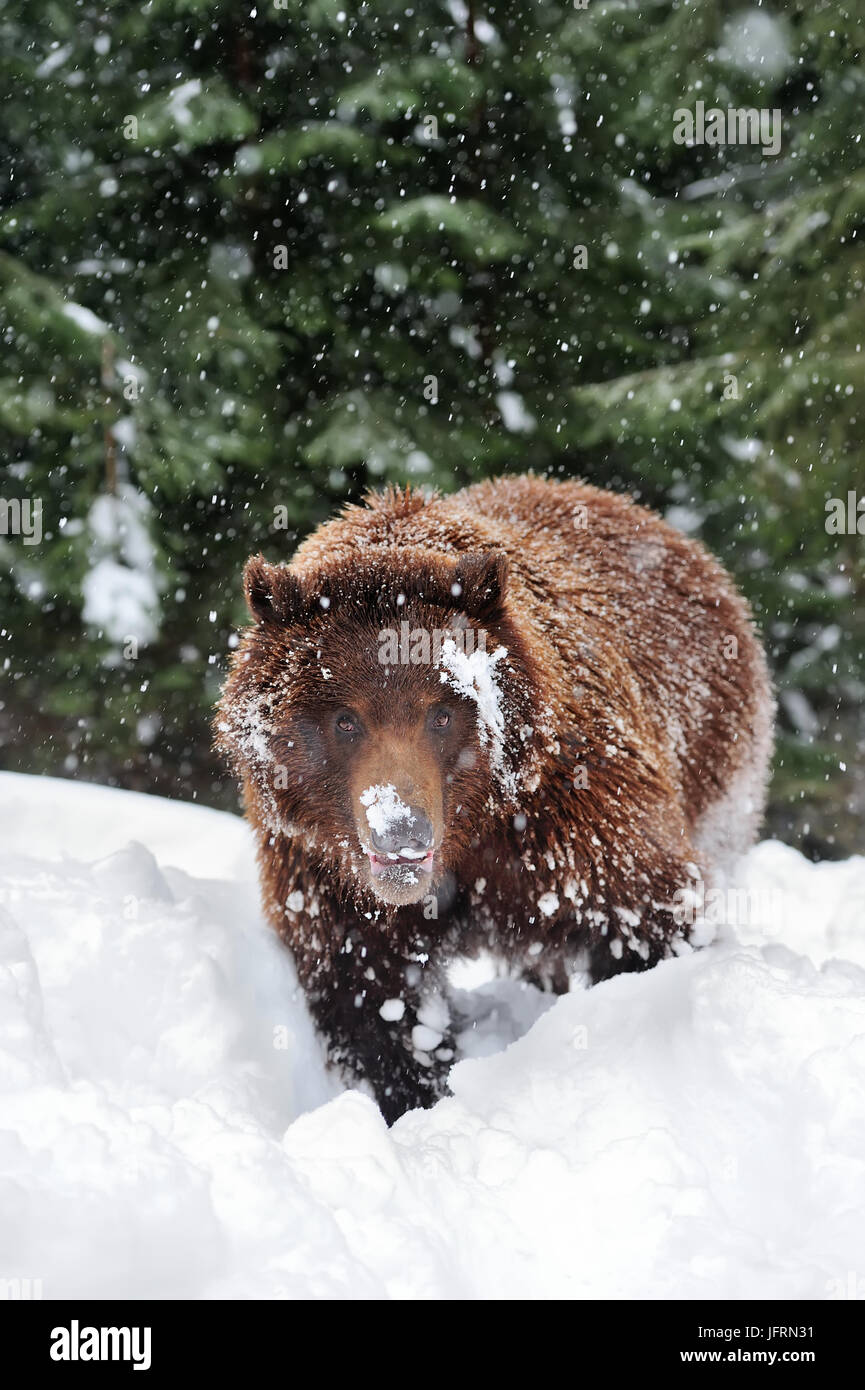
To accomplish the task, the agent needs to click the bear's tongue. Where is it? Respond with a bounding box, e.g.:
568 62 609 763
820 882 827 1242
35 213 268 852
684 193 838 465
369 849 434 879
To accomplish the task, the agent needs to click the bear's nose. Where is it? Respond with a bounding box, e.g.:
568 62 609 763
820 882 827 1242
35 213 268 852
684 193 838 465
369 807 434 856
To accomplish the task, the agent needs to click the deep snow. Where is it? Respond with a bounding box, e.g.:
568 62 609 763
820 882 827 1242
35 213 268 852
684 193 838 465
1 771 864 1299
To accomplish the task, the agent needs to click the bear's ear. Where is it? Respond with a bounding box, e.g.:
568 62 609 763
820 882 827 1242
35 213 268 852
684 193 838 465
452 550 509 621
242 555 307 626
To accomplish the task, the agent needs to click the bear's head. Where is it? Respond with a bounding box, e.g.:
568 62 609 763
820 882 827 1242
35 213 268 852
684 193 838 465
217 548 539 909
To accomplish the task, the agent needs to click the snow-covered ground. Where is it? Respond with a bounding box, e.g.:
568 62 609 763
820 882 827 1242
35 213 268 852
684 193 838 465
1 771 864 1300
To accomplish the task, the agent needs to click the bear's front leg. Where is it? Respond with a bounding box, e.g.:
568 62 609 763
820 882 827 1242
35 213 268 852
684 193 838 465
300 925 456 1125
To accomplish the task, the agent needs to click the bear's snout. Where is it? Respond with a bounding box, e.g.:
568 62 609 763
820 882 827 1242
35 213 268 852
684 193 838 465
369 805 434 857
368 802 436 890
357 781 440 903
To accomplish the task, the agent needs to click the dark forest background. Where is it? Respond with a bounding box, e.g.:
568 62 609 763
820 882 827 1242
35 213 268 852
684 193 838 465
0 0 862 856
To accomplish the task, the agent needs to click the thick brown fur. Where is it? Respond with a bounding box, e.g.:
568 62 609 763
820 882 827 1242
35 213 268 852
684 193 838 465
216 475 773 1122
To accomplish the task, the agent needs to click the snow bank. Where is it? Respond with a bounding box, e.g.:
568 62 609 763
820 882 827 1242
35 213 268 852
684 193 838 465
1 771 863 1299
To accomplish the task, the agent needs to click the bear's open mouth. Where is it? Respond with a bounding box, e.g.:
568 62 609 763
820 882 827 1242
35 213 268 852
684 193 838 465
367 849 434 878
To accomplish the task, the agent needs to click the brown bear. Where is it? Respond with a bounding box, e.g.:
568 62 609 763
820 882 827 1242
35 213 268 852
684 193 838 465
216 475 773 1122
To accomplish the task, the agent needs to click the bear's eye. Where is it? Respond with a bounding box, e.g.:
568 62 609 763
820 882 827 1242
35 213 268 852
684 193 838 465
336 713 359 735
431 709 451 730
